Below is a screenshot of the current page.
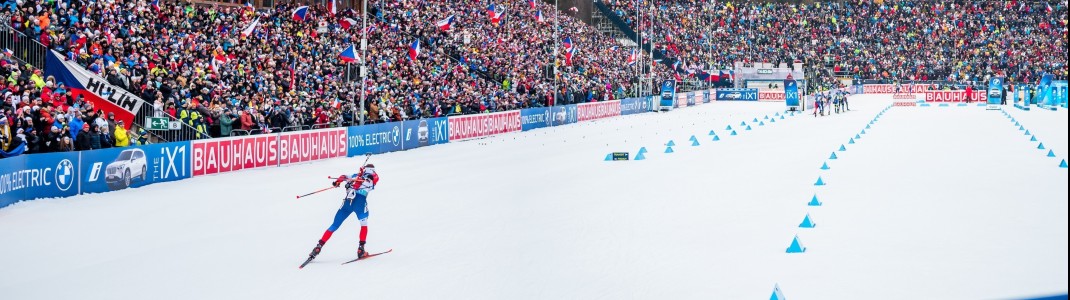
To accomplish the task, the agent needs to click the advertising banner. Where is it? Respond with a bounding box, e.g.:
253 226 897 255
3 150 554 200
80 143 191 193
785 79 800 107
702 90 712 103
686 92 696 106
400 118 449 150
987 77 1004 106
448 111 522 141
675 93 687 108
44 51 140 130
347 122 403 156
863 84 934 94
0 151 80 207
578 100 622 122
923 91 987 102
193 128 347 177
759 91 786 101
620 97 653 115
551 104 579 126
660 80 676 109
520 107 551 131
714 88 758 101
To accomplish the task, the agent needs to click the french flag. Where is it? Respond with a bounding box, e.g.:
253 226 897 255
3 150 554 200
534 10 544 23
408 40 420 61
292 6 310 22
339 44 359 63
340 17 357 30
436 15 455 31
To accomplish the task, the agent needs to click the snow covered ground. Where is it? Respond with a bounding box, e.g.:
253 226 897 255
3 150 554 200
1 95 1066 300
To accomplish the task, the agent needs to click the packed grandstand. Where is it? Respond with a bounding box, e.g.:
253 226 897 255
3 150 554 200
1 0 1067 158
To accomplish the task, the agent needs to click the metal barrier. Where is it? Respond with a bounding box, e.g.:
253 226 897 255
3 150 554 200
0 19 48 70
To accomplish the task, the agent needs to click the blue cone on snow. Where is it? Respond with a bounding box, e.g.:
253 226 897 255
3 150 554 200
1025 130 1031 135
753 118 759 122
1019 125 1025 131
634 152 646 160
830 152 838 160
746 125 753 130
712 135 721 141
638 147 648 154
708 130 716 136
820 162 830 170
604 154 613 161
1038 143 1046 150
861 129 867 135
665 146 674 153
1030 135 1038 142
759 121 765 126
799 213 817 228
839 144 847 151
741 121 747 126
770 284 786 300
808 194 822 206
866 124 871 129
780 115 785 119
689 135 698 142
667 140 676 147
1047 150 1056 157
849 138 856 144
764 115 770 120
786 235 806 253
692 140 700 146
1015 121 1020 126
815 176 826 186
1061 159 1068 168
726 125 733 130
731 130 738 136
775 112 781 116
770 118 777 123
855 134 861 139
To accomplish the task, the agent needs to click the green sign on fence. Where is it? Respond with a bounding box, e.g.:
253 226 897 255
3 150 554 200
146 117 171 130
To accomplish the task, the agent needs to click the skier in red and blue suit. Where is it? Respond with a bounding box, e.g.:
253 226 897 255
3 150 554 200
307 164 379 261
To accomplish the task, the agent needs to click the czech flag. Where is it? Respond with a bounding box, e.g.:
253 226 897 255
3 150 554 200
245 2 254 10
491 6 506 25
328 0 337 15
528 0 536 9
1046 3 1052 12
150 0 160 11
240 18 260 38
562 37 573 51
292 6 310 22
339 44 358 63
626 49 636 65
487 4 496 20
340 17 357 30
535 10 544 23
564 47 576 66
436 15 455 31
408 40 420 61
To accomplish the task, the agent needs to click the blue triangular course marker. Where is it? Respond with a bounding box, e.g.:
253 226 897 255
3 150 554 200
786 235 806 253
764 115 770 120
741 121 747 126
1015 121 1021 126
665 146 674 153
799 214 816 228
708 130 716 135
746 125 753 130
1047 150 1056 157
1030 135 1038 142
839 144 847 151
808 194 822 206
667 140 676 147
759 121 765 126
691 140 700 146
780 115 785 119
689 135 698 142
753 118 759 122
820 162 830 170
731 130 738 136
861 129 867 135
770 284 786 300
726 125 733 130
849 138 856 144
1060 159 1068 168
1038 143 1045 150
770 118 777 123
829 152 838 160
1025 130 1031 135
604 154 613 161
855 134 861 139
1019 125 1025 131
638 147 648 154
866 124 871 129
634 152 646 160
712 135 721 141
775 112 781 116
815 176 826 186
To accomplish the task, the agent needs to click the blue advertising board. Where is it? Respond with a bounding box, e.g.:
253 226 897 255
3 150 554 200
347 122 404 156
0 151 80 208
620 97 653 115
686 92 696 106
550 104 579 126
702 90 712 103
987 77 1004 106
714 88 758 101
79 142 191 194
660 80 677 108
785 79 800 107
401 117 449 150
520 107 551 131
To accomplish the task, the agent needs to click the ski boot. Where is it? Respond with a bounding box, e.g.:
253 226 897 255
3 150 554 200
309 241 325 259
357 241 367 258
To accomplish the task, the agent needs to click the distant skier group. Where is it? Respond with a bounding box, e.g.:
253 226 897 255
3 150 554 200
813 89 850 117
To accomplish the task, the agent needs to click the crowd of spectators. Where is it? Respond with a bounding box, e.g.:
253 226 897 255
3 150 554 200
605 0 1068 92
1 52 142 157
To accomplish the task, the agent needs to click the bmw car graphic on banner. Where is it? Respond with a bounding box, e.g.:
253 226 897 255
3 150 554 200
80 143 191 193
714 89 758 101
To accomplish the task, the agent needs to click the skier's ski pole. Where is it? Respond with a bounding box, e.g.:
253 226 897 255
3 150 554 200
296 186 337 199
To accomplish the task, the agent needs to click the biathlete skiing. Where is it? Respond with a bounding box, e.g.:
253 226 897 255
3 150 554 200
300 163 384 268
